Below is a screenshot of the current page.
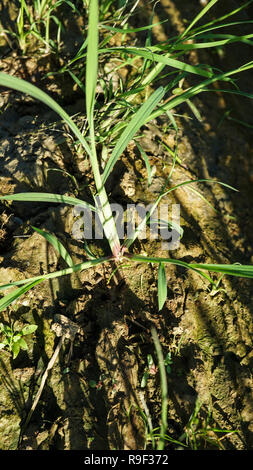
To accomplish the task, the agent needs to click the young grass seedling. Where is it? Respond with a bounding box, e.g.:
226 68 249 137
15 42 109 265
151 327 168 450
6 0 78 53
179 398 238 450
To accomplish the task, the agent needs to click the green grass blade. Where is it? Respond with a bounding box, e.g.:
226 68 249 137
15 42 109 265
179 0 219 40
204 87 253 100
135 141 152 186
0 192 96 211
151 327 168 450
158 263 167 311
174 34 253 51
68 70 86 94
128 254 253 281
0 279 43 312
147 63 253 122
190 263 253 278
186 186 217 212
0 257 111 292
86 0 98 126
85 0 120 255
102 86 165 184
32 226 74 267
190 21 253 40
101 47 213 78
102 21 168 34
152 218 184 239
46 168 79 191
128 254 214 284
0 72 91 157
188 1 253 38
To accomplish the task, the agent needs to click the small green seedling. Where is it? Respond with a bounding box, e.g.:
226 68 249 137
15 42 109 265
89 373 107 390
164 352 173 374
0 322 38 359
209 273 226 296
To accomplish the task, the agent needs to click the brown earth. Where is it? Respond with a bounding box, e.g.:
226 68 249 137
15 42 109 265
0 0 253 450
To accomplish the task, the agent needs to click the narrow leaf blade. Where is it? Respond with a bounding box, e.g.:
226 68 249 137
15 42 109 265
180 0 219 40
102 86 165 183
32 226 74 267
0 72 91 156
158 263 167 311
0 279 43 312
135 141 152 186
190 263 253 278
0 257 110 291
86 0 99 124
0 192 96 211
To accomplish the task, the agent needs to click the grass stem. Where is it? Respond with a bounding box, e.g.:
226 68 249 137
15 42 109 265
151 327 168 450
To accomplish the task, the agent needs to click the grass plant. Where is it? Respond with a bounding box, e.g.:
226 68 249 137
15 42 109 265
0 0 253 315
1 0 78 53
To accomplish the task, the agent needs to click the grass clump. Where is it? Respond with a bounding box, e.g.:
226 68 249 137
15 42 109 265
0 0 253 311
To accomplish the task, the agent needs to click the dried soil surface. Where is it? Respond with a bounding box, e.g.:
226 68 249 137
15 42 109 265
0 0 253 450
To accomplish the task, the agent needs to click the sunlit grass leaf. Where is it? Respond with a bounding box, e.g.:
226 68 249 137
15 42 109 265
174 33 253 51
69 70 85 94
0 72 91 157
179 0 219 40
102 86 165 183
158 263 167 311
102 46 213 78
32 226 74 267
135 141 152 186
152 219 184 239
0 192 96 211
102 21 168 34
190 263 253 278
86 0 98 125
0 279 44 312
0 257 111 292
148 62 253 122
191 20 253 41
129 254 215 285
129 254 253 282
188 1 253 39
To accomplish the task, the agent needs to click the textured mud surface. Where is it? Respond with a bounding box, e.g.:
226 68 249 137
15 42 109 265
0 0 253 450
